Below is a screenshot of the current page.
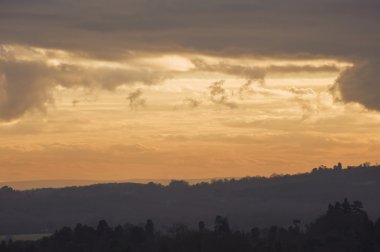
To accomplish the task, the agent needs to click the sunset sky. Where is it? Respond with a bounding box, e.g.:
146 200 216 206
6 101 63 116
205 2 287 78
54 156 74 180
1 0 380 182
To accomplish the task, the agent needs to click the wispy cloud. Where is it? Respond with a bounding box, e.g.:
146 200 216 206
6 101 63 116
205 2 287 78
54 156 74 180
208 80 237 109
127 89 146 110
183 98 201 109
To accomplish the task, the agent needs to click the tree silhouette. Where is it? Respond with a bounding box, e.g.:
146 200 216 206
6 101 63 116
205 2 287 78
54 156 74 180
214 215 230 234
96 220 110 235
198 221 205 232
0 200 379 252
308 199 374 251
145 219 155 239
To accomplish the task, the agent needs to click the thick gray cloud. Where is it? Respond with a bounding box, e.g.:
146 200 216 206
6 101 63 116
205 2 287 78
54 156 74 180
334 60 380 111
0 0 379 59
0 59 166 121
0 0 380 112
0 61 54 121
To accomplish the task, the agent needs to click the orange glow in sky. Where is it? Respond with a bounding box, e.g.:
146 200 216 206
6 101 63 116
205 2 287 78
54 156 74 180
0 45 379 183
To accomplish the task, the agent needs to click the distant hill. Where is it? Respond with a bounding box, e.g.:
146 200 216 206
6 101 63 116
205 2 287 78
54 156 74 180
1 165 380 235
0 180 108 190
0 178 217 190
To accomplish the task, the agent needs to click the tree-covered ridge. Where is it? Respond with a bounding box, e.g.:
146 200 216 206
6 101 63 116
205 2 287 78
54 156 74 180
1 164 380 235
1 199 380 252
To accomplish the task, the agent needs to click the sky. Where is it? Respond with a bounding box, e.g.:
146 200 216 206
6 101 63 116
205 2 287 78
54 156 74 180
0 0 380 182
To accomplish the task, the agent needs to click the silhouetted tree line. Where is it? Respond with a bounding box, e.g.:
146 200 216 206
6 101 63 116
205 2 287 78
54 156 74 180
1 165 380 234
1 199 380 252
311 162 380 174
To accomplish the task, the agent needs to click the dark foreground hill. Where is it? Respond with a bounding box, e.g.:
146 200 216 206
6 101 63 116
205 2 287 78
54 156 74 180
1 165 380 235
1 199 380 252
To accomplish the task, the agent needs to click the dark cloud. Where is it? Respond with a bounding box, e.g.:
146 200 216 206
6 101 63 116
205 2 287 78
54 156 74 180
0 59 166 121
54 63 166 90
333 60 380 111
127 89 146 110
1 0 379 59
266 64 341 74
0 0 380 111
0 60 55 121
208 80 237 109
192 59 266 80
192 59 341 79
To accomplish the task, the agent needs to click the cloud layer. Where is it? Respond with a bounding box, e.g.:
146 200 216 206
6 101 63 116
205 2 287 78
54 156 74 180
1 0 379 58
0 47 167 121
334 60 380 111
0 0 380 116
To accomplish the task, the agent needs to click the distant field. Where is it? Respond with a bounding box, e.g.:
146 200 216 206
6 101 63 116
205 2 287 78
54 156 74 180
0 233 50 241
